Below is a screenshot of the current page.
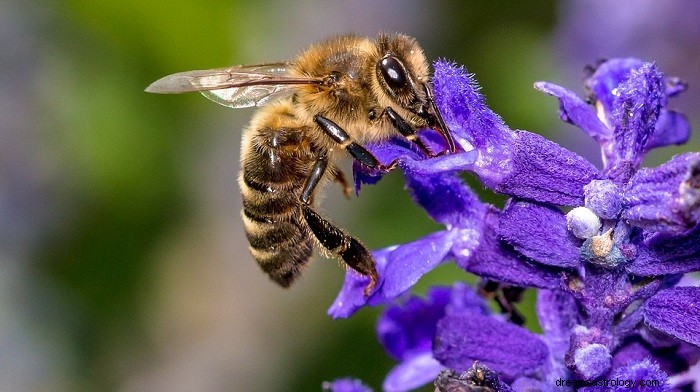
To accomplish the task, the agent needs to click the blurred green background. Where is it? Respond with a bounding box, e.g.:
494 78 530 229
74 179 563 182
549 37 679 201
2 1 699 391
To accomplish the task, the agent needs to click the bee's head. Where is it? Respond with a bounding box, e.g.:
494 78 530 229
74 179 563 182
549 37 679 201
373 34 430 113
372 34 454 152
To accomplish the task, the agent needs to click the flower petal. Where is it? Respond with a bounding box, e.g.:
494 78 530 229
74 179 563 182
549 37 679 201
377 286 452 360
644 286 700 347
328 229 476 319
433 313 549 381
432 60 513 154
382 352 444 392
624 152 700 235
534 81 611 142
609 63 665 175
382 231 456 298
585 58 646 120
493 131 602 206
378 284 490 361
328 246 392 319
458 209 563 289
498 201 581 268
403 169 487 229
627 224 700 276
646 110 691 151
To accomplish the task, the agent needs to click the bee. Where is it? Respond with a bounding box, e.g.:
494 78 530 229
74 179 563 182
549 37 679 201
146 34 454 295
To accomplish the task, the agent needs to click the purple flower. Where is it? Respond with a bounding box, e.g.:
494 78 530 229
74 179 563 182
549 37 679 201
377 284 486 392
327 58 700 390
322 378 373 392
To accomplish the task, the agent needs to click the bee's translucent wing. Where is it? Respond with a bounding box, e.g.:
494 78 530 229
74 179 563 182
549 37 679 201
145 62 323 108
202 82 295 108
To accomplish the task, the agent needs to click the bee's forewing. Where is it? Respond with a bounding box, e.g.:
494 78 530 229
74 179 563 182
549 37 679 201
201 84 298 108
146 62 323 108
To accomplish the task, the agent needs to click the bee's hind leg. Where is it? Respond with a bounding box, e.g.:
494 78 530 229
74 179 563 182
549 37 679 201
299 154 378 296
302 206 378 296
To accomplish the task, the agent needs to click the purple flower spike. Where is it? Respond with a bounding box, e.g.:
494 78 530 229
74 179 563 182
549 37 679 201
327 56 699 392
644 286 700 347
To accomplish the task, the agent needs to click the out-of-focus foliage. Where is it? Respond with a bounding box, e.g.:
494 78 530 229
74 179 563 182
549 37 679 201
5 1 698 391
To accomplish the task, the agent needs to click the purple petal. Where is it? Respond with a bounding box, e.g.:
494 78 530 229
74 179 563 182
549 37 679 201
458 209 563 289
328 246 392 319
646 110 691 151
432 60 513 153
624 152 700 235
493 131 602 206
322 378 373 392
498 201 581 268
433 313 549 381
403 169 487 229
377 286 452 361
644 286 700 347
381 230 456 298
534 81 611 142
585 58 646 120
609 63 665 174
432 60 518 187
382 352 444 392
378 284 490 361
627 224 700 276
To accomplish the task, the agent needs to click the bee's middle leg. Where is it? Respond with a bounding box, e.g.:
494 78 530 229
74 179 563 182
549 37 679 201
299 155 378 295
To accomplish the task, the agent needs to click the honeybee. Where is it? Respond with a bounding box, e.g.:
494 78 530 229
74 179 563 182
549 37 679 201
146 34 454 295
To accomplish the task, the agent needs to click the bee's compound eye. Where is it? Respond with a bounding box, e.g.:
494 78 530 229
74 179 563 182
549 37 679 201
379 56 408 90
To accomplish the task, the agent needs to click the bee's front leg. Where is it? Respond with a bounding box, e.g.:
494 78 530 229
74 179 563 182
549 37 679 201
314 115 397 172
383 107 434 157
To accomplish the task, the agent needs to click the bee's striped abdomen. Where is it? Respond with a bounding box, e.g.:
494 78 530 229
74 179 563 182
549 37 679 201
239 115 317 287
